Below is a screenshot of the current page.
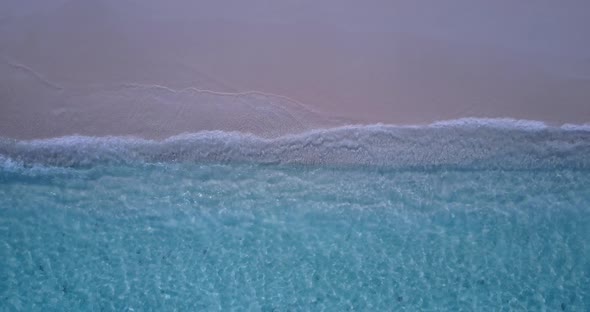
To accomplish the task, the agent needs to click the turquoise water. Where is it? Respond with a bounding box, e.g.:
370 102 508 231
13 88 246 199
1 122 590 310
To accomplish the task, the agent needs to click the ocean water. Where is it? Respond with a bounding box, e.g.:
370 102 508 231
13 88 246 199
1 120 590 311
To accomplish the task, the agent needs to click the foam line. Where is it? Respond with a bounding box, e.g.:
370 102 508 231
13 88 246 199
1 120 589 170
429 118 549 130
561 123 590 131
118 83 322 115
1 56 64 91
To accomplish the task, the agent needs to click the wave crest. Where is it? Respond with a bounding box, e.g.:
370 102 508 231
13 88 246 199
1 119 590 170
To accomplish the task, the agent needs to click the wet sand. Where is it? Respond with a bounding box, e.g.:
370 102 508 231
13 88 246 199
1 0 589 139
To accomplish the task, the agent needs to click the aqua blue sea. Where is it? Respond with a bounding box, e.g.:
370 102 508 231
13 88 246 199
1 122 590 311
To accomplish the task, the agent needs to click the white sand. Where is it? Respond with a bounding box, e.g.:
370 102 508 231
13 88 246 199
1 0 589 139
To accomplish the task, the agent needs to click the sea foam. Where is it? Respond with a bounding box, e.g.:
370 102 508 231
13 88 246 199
1 119 589 170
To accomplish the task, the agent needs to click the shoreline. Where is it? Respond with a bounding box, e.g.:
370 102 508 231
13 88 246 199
2 118 589 170
2 53 589 140
2 117 590 142
1 117 590 142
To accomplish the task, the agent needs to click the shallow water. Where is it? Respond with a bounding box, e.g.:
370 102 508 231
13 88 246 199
1 123 590 310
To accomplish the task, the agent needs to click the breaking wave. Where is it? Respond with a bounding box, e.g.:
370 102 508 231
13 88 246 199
1 118 589 170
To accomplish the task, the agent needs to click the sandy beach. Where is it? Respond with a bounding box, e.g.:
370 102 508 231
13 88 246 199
1 0 589 139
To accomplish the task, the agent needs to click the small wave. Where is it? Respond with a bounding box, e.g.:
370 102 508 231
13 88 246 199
429 118 550 130
1 119 589 170
560 123 590 131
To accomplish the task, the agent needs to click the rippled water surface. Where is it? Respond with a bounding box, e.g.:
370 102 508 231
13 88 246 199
1 162 589 311
1 122 590 310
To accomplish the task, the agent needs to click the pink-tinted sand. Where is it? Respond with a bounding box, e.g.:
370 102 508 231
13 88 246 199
1 0 589 139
